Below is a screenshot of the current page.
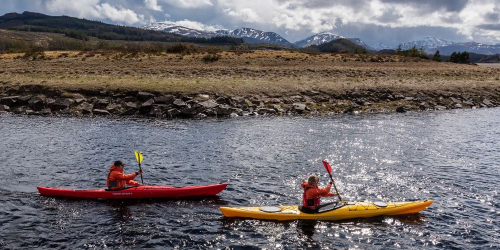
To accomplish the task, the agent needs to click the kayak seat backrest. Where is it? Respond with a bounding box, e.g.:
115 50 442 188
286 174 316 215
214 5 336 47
298 205 316 214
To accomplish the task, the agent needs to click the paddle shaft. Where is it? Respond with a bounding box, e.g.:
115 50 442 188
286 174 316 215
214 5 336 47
138 163 144 184
328 173 342 201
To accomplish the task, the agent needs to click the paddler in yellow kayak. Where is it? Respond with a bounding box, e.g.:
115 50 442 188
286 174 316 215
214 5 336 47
300 174 339 213
106 160 143 190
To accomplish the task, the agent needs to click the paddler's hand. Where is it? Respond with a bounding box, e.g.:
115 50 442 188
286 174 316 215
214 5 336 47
329 181 333 184
136 170 143 175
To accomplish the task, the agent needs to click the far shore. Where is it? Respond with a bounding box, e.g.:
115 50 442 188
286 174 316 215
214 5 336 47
1 50 500 118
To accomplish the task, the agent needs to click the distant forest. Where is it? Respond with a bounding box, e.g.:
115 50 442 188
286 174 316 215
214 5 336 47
0 11 243 44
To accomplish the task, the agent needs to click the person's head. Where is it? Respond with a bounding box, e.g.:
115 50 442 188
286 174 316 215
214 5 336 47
114 160 124 169
307 175 319 185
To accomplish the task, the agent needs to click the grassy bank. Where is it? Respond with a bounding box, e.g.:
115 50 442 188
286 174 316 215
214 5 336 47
2 50 499 96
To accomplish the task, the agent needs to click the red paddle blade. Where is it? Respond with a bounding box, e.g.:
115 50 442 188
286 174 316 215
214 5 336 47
322 160 332 175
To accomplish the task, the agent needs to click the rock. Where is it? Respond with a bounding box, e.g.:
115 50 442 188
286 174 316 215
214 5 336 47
0 105 9 112
450 97 462 104
25 109 35 115
293 103 306 112
124 96 137 102
149 105 167 117
173 99 186 109
137 91 155 101
124 102 138 109
216 96 229 105
258 108 276 115
167 108 181 118
434 105 447 110
181 107 198 117
199 100 219 109
216 105 233 116
230 113 239 117
154 95 175 105
94 98 109 109
45 98 55 108
0 96 19 106
204 109 217 116
28 96 45 111
396 106 407 113
482 99 493 107
106 103 122 114
93 109 111 115
51 98 72 111
80 102 93 114
138 99 154 114
41 108 52 115
75 99 85 105
252 100 264 107
120 108 137 116
198 94 210 100
17 96 32 105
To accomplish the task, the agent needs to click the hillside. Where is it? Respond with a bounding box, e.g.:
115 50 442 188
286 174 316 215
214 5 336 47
309 38 368 53
0 11 243 45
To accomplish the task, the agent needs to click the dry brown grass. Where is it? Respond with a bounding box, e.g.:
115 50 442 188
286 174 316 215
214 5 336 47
1 50 500 97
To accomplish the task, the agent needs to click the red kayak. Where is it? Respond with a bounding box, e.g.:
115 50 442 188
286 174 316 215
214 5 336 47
37 183 228 199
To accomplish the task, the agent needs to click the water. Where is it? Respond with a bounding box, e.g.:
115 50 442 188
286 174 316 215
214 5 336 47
0 109 499 249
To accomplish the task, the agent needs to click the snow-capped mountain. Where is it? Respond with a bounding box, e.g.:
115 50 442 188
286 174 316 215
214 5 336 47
431 42 500 55
372 43 393 50
216 28 292 46
143 23 292 46
347 38 372 50
142 22 219 38
294 32 344 48
400 36 455 50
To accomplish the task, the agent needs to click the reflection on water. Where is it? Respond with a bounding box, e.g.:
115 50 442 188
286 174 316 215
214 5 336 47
1 108 500 249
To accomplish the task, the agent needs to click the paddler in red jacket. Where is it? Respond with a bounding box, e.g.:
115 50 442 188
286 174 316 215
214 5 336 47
106 160 143 190
301 175 338 213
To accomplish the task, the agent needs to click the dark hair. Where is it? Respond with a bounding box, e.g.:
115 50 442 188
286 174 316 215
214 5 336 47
114 160 123 167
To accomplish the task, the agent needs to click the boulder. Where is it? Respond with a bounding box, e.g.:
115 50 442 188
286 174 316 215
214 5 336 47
28 96 45 111
121 108 137 116
181 107 198 117
167 108 181 118
0 96 19 106
51 98 72 111
139 99 154 114
199 100 219 109
154 95 175 105
94 98 109 109
137 91 155 101
173 99 186 109
17 96 32 105
293 103 307 112
0 105 10 112
80 102 93 114
93 109 111 115
396 106 407 113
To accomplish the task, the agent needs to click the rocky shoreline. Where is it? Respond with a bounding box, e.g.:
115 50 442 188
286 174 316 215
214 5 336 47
1 84 499 118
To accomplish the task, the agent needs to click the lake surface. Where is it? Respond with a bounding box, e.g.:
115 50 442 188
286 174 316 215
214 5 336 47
0 109 499 249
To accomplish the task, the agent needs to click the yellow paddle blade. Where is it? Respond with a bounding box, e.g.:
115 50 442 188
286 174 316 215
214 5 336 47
134 150 143 164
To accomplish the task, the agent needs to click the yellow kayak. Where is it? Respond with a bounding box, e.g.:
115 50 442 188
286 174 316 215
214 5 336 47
220 200 433 221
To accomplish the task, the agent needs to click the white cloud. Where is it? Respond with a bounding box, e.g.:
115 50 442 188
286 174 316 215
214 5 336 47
162 0 213 8
224 8 260 23
145 0 163 11
45 0 144 25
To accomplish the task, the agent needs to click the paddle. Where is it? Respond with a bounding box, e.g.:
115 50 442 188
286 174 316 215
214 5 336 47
135 150 144 184
322 160 342 201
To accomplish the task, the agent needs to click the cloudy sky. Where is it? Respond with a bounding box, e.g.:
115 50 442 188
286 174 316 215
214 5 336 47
2 0 500 46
